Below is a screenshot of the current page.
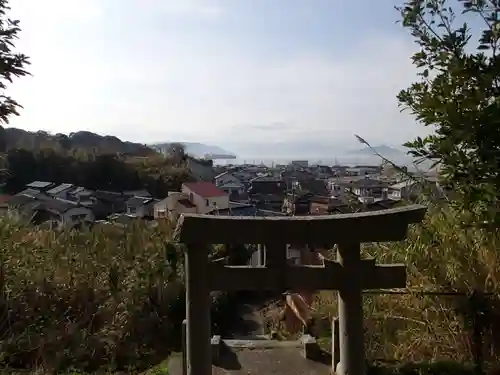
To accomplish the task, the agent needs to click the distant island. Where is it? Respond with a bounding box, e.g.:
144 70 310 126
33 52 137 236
150 142 237 159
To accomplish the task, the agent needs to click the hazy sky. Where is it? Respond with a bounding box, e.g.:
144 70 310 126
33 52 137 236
8 0 426 154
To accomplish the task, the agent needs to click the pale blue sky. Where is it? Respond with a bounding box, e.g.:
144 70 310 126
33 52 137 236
9 0 425 157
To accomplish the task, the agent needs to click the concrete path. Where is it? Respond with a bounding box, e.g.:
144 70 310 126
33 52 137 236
168 294 332 374
168 346 332 375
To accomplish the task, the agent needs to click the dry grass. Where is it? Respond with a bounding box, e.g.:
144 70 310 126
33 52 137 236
264 202 500 368
2 200 499 374
0 218 191 374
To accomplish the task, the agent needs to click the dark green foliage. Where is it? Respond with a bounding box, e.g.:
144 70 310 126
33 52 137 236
0 0 30 155
0 0 30 125
397 0 500 224
3 149 144 193
5 128 155 156
0 128 198 196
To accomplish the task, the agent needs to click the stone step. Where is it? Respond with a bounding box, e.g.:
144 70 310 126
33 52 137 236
228 334 271 341
168 346 332 375
223 338 302 349
222 334 316 349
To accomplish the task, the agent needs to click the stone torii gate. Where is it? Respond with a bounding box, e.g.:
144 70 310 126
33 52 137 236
174 204 426 375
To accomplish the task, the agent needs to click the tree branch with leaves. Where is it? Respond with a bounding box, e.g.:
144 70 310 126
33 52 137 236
0 0 29 126
397 0 500 224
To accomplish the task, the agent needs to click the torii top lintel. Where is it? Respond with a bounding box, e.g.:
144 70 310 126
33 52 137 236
174 204 427 245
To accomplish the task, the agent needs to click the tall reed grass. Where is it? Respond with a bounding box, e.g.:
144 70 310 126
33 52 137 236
264 202 500 370
0 219 185 373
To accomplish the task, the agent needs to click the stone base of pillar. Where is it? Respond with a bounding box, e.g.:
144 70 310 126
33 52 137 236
211 335 221 362
300 334 320 360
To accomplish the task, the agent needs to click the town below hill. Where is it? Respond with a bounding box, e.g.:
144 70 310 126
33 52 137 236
0 155 443 231
0 126 443 232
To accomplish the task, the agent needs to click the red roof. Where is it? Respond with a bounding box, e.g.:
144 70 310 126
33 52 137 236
183 182 228 198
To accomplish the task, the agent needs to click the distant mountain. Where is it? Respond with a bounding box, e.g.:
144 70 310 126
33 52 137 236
5 128 154 156
151 142 236 159
349 145 406 157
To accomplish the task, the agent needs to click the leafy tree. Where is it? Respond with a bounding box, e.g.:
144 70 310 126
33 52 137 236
0 124 6 152
5 148 36 191
0 0 30 124
166 142 187 164
55 133 72 151
397 0 500 224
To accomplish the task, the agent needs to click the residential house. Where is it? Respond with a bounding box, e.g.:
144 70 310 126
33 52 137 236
297 179 329 196
93 190 127 216
154 192 197 220
282 192 315 215
345 166 380 176
266 168 283 178
389 178 443 201
46 183 75 199
346 178 389 202
63 188 111 220
281 170 315 189
389 180 417 201
7 193 95 229
16 188 43 198
217 182 246 200
182 181 229 214
331 165 349 177
125 196 157 218
312 165 334 179
33 198 95 229
248 176 286 211
67 187 95 204
214 171 246 200
25 181 55 192
327 177 356 199
233 171 258 186
249 193 284 211
248 176 286 195
214 171 242 187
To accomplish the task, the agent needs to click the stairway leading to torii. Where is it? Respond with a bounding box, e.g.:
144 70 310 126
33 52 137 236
168 334 332 375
